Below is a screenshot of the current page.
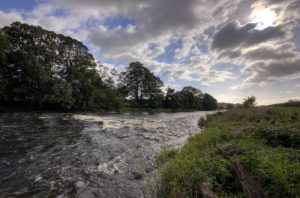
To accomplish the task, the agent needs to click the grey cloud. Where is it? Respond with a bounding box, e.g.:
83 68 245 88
286 1 300 21
39 0 242 86
201 70 234 84
86 0 214 52
211 21 285 50
3 0 298 88
288 1 300 12
211 0 300 88
244 57 300 84
51 0 242 58
218 50 241 59
243 43 297 60
50 0 300 88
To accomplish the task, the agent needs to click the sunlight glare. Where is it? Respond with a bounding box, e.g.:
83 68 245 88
250 8 277 30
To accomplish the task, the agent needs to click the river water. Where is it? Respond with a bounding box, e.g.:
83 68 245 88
0 111 211 198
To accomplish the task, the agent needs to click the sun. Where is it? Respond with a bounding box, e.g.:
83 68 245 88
250 8 277 30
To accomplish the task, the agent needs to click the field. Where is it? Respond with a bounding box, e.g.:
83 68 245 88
156 105 300 197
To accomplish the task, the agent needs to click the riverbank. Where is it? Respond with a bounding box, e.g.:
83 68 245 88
156 106 300 197
0 105 210 114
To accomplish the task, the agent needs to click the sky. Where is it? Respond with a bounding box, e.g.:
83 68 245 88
0 0 299 105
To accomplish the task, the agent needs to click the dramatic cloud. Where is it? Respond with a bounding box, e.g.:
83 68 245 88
211 21 286 50
0 0 299 104
232 56 300 89
210 0 300 91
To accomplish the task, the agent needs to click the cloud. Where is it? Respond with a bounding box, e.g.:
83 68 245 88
0 10 22 27
211 21 286 50
211 0 300 89
242 43 298 60
0 0 244 86
231 50 300 89
146 55 234 85
244 56 300 82
0 0 299 91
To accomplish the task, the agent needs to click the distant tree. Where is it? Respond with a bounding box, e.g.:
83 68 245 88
227 103 234 109
180 86 203 109
181 86 202 97
202 93 218 110
164 87 175 108
243 96 256 108
165 86 204 110
288 99 299 103
120 62 164 106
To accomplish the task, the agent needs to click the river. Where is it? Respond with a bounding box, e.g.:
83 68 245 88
0 111 212 198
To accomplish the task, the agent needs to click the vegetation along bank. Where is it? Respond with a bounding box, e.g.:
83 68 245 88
156 102 300 197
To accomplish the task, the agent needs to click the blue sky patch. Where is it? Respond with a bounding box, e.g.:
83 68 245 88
155 37 182 63
104 16 135 29
0 0 37 12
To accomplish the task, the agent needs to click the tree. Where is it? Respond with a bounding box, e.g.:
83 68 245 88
120 62 164 106
164 87 175 108
181 86 202 97
0 22 121 111
227 103 234 109
202 93 218 110
243 96 256 108
180 86 203 109
0 30 11 99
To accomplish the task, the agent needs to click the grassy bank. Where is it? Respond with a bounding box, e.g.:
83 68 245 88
156 106 300 197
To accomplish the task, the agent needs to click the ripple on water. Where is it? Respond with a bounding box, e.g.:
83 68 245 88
0 111 213 197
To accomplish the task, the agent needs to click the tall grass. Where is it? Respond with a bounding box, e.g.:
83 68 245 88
156 106 300 197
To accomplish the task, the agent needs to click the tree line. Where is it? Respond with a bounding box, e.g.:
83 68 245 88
0 22 217 112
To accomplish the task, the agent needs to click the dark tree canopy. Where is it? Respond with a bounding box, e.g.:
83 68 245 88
202 93 218 110
120 62 164 107
161 86 218 110
0 22 121 111
164 87 175 108
180 86 203 109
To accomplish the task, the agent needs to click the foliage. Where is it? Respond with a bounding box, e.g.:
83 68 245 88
202 93 218 110
273 100 300 107
162 87 217 111
0 30 11 98
164 87 202 110
0 22 121 111
120 61 164 107
156 106 300 197
156 146 178 167
178 86 203 109
243 96 256 108
218 102 243 109
163 87 175 108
